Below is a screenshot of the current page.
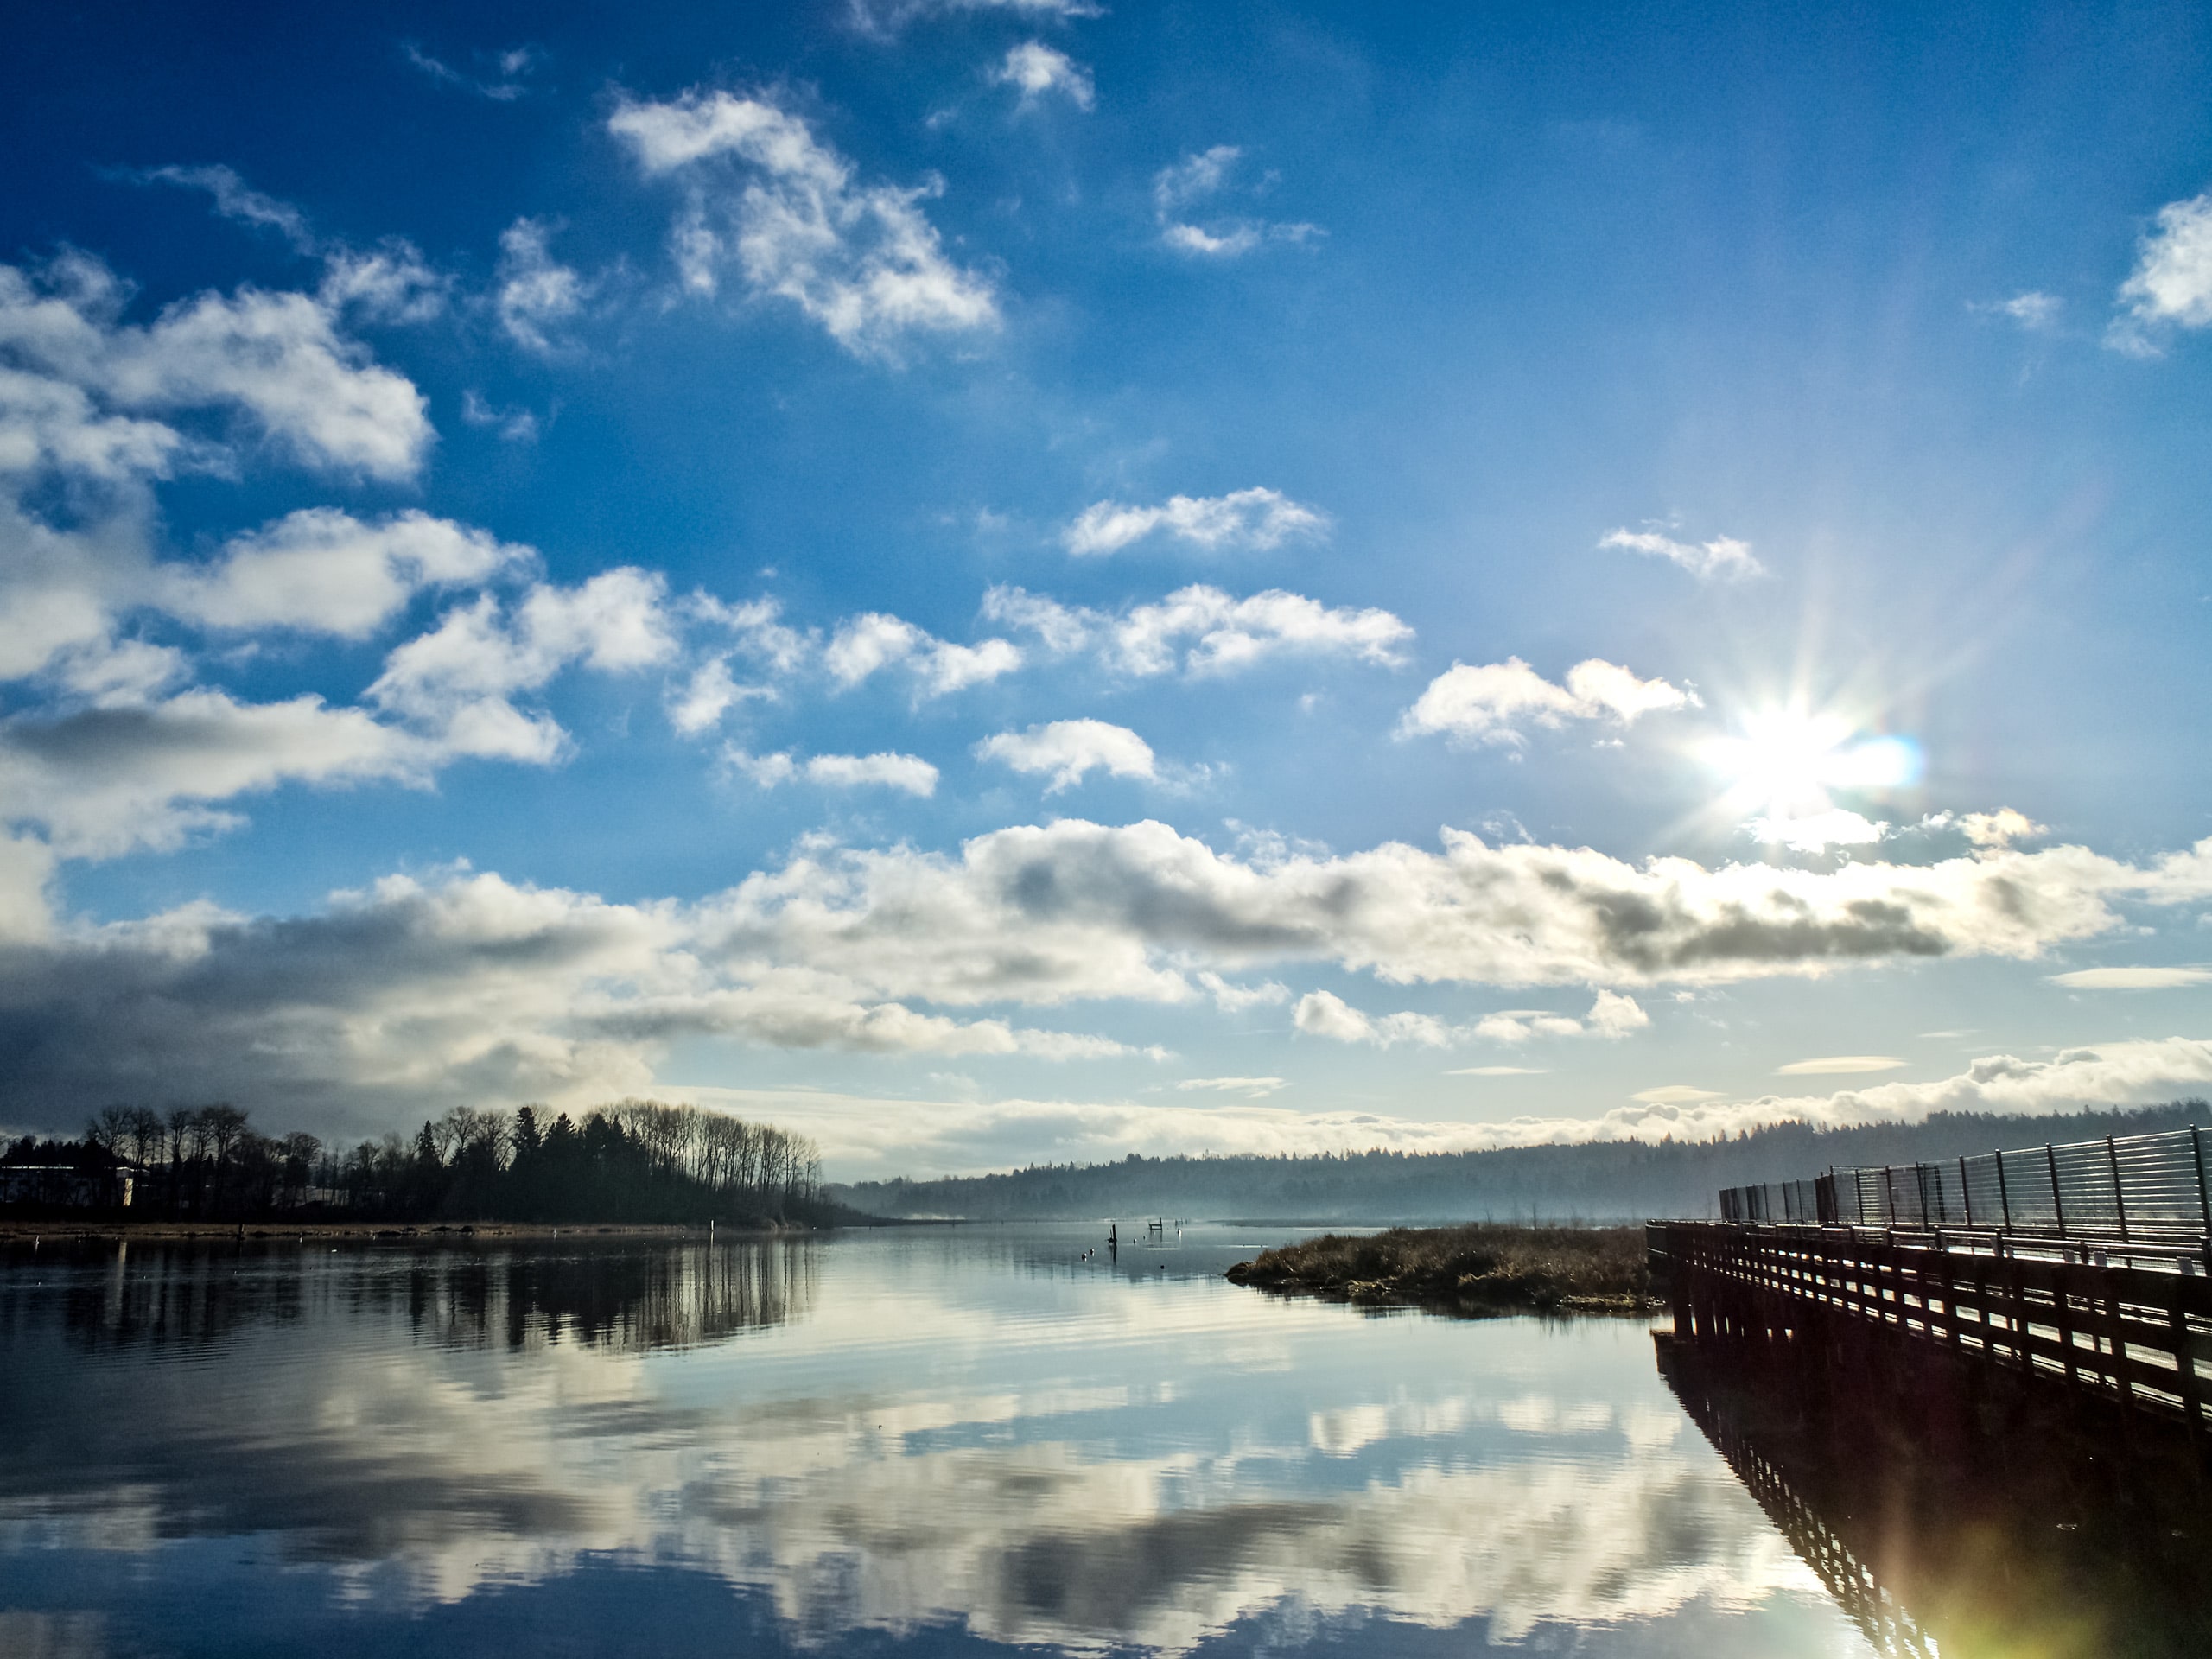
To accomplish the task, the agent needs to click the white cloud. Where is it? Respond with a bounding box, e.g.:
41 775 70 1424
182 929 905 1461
1119 588 1409 677
1154 146 1243 214
690 592 811 672
1960 807 2043 848
1151 146 1322 258
1195 969 1288 1011
0 868 1147 1129
805 751 941 795
824 612 1022 698
992 42 1095 111
0 256 433 480
403 41 543 100
1974 290 2062 331
726 748 939 796
1599 528 1764 582
1293 990 1456 1048
683 818 2212 1013
2113 188 2212 351
143 163 315 251
367 569 678 762
1448 1065 1546 1077
494 219 591 353
16 815 2212 1135
1174 1076 1285 1097
459 388 539 442
848 0 1103 37
665 655 771 736
1630 1084 1720 1105
1474 991 1648 1045
0 687 423 859
1773 1055 1905 1075
2049 966 2212 990
144 166 448 325
976 719 1155 791
161 509 524 639
1063 487 1325 556
607 90 998 357
1398 658 1693 749
1747 809 1885 853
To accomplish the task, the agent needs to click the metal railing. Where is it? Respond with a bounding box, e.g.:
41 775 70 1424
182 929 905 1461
1718 1123 2212 1243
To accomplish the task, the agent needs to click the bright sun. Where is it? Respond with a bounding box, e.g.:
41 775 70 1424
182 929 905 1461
1700 709 1922 823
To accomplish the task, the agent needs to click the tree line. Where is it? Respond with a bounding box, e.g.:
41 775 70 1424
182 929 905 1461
2 1099 830 1224
833 1102 2212 1224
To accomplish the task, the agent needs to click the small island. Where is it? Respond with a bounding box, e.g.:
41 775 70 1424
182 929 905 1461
1225 1222 1655 1315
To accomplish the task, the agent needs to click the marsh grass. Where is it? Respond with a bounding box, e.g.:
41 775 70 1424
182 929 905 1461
1225 1222 1653 1314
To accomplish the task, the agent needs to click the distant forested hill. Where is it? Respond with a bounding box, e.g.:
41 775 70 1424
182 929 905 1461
832 1103 2212 1223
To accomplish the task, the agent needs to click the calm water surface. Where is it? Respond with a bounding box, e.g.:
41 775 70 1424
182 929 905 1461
0 1225 1877 1657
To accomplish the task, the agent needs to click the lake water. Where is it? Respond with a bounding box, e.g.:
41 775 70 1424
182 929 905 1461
0 1224 1941 1656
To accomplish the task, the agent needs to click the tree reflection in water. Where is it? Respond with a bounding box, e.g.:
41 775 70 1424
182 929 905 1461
1657 1319 2212 1659
10 1235 815 1356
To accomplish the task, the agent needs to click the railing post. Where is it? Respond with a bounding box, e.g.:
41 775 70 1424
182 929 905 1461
1996 1149 2012 1230
2107 1135 2129 1243
2048 1143 2066 1236
1960 1155 1974 1226
2195 1124 2211 1236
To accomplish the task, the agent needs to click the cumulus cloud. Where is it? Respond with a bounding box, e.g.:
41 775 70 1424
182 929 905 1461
1195 969 1288 1011
1293 988 1455 1047
683 818 2212 1011
0 689 423 858
142 166 449 325
1474 990 1649 1044
1063 487 1325 556
983 582 1411 677
2113 188 2212 352
1150 146 1321 257
161 509 525 639
13 817 2212 1131
992 42 1095 110
825 612 1022 698
1599 528 1764 582
607 89 998 356
367 569 678 762
1746 808 1885 854
494 219 591 353
0 869 1142 1130
1398 658 1693 749
1175 1076 1285 1097
976 719 1155 791
665 655 772 736
0 255 432 480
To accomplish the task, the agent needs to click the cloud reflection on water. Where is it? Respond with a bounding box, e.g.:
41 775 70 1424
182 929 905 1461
0 1232 1862 1656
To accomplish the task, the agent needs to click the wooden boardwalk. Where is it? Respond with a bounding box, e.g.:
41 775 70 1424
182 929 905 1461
1648 1218 2212 1436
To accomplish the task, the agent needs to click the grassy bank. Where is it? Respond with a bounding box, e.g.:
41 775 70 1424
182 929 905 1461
1225 1223 1654 1314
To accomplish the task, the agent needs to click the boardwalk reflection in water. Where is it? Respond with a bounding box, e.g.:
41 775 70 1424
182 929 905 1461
0 1226 1868 1657
1657 1319 2212 1658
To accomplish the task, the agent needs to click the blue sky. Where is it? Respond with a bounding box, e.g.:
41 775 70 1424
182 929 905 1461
7 0 2212 1175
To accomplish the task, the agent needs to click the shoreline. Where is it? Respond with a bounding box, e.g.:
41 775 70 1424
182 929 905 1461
1225 1222 1656 1316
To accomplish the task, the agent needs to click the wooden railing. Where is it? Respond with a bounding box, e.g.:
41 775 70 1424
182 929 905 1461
1649 1219 2212 1432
